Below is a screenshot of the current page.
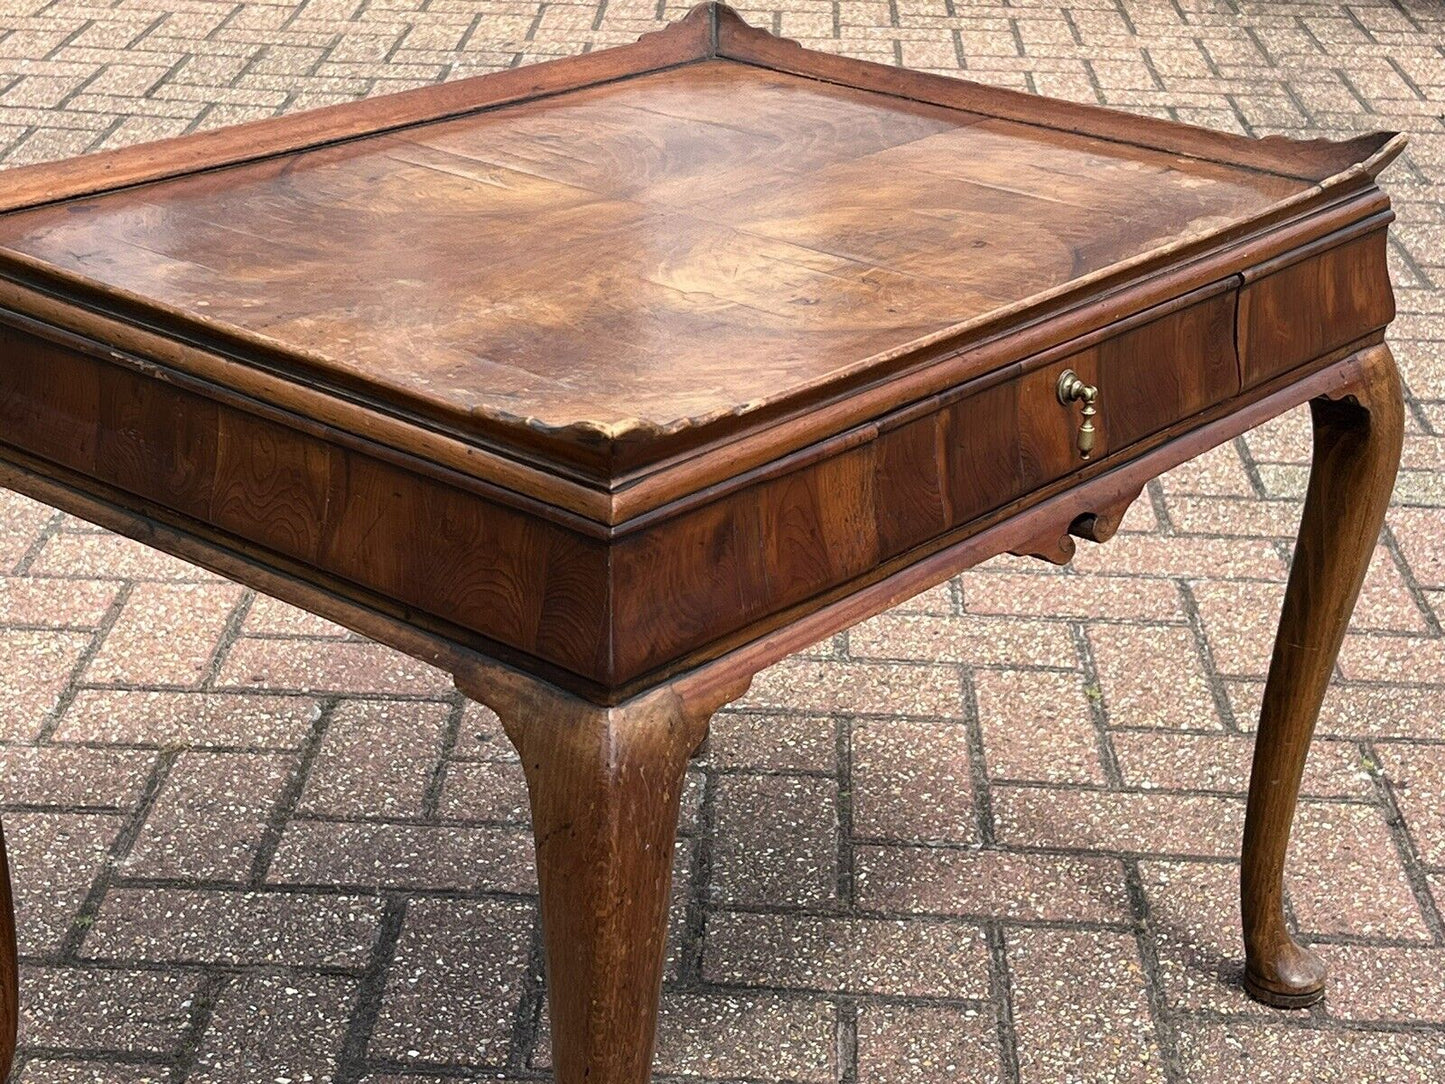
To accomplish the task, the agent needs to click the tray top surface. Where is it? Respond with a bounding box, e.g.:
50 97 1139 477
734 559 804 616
0 45 1335 463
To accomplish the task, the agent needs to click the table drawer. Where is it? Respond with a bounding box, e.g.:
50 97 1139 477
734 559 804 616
877 284 1240 553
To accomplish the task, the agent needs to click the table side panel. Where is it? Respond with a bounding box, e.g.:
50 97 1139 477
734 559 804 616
609 287 1240 678
0 249 1371 693
1238 228 1395 389
0 322 612 679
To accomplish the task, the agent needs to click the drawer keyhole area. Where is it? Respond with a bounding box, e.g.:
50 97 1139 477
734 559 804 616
1056 369 1100 460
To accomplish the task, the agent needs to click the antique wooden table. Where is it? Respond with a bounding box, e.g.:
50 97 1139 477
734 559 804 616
0 4 1405 1079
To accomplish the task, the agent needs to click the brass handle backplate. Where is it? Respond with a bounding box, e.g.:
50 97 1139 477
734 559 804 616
1056 369 1099 460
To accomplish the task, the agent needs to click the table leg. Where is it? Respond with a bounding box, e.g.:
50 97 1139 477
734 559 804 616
0 819 16 1078
1242 344 1404 1008
457 665 747 1083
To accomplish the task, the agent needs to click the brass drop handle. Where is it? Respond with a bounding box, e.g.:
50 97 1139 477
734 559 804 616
1056 369 1099 460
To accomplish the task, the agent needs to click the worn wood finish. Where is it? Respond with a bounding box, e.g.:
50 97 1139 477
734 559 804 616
0 5 1409 1078
1241 344 1404 1008
456 662 748 1083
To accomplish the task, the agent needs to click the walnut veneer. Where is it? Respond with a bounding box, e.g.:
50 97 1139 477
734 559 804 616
0 5 1406 1079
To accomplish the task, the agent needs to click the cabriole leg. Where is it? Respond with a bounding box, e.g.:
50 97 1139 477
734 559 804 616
1242 345 1404 1008
0 819 16 1078
457 664 746 1083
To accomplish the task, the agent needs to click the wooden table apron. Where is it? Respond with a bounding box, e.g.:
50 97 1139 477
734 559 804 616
0 5 1408 1081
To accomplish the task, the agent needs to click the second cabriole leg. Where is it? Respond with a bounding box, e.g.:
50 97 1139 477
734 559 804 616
0 820 15 1080
1241 344 1404 1008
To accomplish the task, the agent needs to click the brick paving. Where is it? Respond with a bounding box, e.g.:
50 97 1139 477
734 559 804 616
0 0 1441 1080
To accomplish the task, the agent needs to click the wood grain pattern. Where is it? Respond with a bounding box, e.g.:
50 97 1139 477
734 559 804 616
0 279 1245 690
0 323 613 681
1238 228 1395 388
1242 344 1404 1008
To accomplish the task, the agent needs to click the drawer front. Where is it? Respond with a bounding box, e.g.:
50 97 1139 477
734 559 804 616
1238 229 1394 388
1014 287 1240 491
939 286 1240 528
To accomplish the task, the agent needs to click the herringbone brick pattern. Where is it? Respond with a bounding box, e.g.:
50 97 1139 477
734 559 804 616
0 0 1442 1080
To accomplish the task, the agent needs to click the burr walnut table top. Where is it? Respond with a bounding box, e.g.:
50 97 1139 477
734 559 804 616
0 56 1302 444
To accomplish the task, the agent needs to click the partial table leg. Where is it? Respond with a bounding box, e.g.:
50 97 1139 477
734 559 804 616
0 819 17 1078
457 664 747 1084
1242 345 1404 1008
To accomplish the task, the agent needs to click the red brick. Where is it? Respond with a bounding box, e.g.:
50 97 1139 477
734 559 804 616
297 697 450 818
268 820 534 893
241 593 352 637
0 576 117 629
20 965 200 1055
370 897 534 1065
7 812 122 955
1338 631 1445 683
1375 743 1445 865
85 582 245 686
853 718 976 843
1388 505 1445 588
1349 546 1432 632
83 888 384 968
1111 732 1371 798
848 610 1077 668
713 773 838 906
1138 860 1277 1017
14 1060 170 1083
438 759 530 823
1158 442 1255 497
704 912 990 997
975 668 1106 783
961 571 1185 622
53 689 320 747
1090 623 1223 729
215 636 454 696
856 1004 1003 1083
1192 579 1290 679
1317 682 1445 740
1324 944 1445 1023
0 629 91 740
1162 495 1302 538
856 845 1131 922
993 785 1242 856
29 532 223 581
1242 409 1311 463
1291 802 1428 941
1008 928 1165 1084
741 658 965 717
1176 1020 1445 1082
190 973 356 1083
0 744 154 807
705 711 837 772
451 697 509 759
0 491 54 572
655 995 836 1081
1070 533 1287 580
127 751 295 882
